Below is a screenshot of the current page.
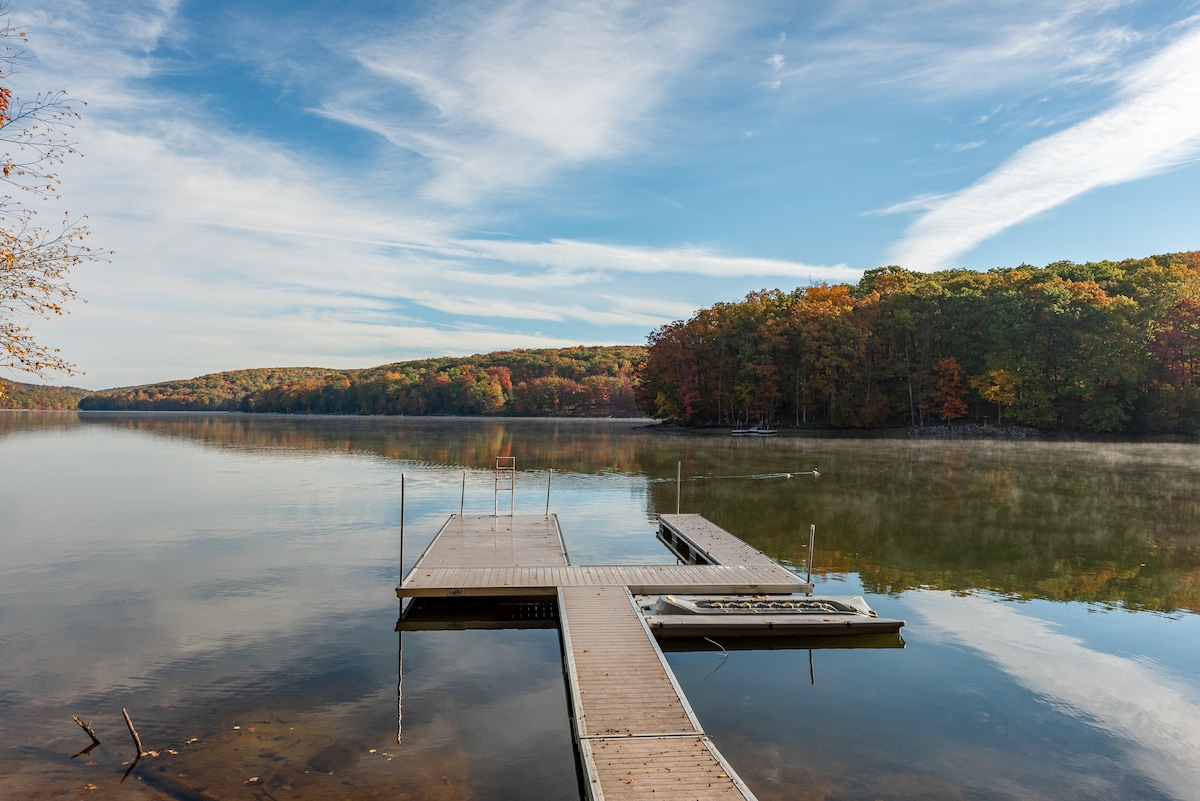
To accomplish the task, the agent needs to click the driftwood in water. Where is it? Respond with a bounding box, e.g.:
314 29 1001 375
122 707 146 756
71 715 101 744
119 707 147 784
70 714 102 758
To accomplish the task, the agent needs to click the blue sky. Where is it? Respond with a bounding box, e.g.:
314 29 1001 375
7 0 1200 389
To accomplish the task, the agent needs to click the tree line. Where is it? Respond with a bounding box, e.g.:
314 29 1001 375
77 346 645 417
0 378 91 409
634 252 1200 433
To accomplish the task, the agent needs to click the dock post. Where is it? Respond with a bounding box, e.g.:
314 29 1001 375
545 468 552 519
805 523 815 590
460 470 465 516
676 461 681 515
400 474 406 583
397 472 407 744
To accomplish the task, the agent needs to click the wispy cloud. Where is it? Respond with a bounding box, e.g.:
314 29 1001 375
455 238 855 281
6 1 1199 388
319 1 731 205
890 19 1200 270
789 0 1139 100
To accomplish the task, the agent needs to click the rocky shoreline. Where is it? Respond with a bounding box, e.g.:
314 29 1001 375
908 423 1040 440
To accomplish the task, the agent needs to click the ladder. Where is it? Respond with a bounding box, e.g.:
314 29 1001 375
494 457 515 520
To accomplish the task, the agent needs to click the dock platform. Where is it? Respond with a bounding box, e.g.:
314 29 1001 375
657 513 789 569
397 512 817 801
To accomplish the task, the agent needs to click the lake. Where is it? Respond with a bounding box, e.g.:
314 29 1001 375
1 412 1198 800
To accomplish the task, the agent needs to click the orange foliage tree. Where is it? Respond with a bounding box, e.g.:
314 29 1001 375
1 7 103 391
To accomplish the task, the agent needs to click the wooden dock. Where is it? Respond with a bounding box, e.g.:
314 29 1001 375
398 512 813 801
658 513 787 568
560 585 756 800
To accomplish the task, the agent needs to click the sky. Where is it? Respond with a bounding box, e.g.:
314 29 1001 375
5 0 1200 390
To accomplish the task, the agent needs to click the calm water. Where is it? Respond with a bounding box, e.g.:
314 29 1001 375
1 412 1198 800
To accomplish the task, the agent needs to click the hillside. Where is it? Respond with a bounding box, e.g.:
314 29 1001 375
74 346 645 417
637 251 1200 433
77 367 345 411
0 380 94 410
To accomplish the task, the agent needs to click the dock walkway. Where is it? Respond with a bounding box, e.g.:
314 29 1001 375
657 513 786 568
398 512 809 801
560 585 756 800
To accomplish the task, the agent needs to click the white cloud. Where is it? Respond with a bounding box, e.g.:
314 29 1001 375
456 238 856 282
890 20 1200 271
7 1 1198 389
326 1 731 205
795 0 1139 100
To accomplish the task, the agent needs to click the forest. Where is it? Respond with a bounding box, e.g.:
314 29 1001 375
76 346 644 417
0 380 92 410
11 251 1200 433
634 252 1200 433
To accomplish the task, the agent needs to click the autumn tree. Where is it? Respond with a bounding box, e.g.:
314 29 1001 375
0 7 101 393
970 368 1016 424
931 356 968 421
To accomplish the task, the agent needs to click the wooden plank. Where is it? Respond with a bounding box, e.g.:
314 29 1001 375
558 585 700 739
658 513 809 586
560 585 757 801
580 737 756 801
411 513 570 570
398 564 808 597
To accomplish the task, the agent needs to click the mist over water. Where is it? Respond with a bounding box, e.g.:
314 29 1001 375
1 412 1197 800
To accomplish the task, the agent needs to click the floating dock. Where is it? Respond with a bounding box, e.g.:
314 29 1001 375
399 512 811 598
397 511 829 801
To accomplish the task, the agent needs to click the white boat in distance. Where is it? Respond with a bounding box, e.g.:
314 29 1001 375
731 424 777 436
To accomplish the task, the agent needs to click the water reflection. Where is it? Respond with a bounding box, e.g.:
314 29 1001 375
1 412 1198 801
909 591 1200 801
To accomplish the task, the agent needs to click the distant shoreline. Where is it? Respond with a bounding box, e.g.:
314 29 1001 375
4 408 1197 442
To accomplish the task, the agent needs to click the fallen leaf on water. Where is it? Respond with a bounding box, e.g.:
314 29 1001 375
245 777 260 785
247 727 255 733
148 750 160 757
84 760 98 766
167 749 179 755
81 784 98 791
369 749 377 754
186 738 199 744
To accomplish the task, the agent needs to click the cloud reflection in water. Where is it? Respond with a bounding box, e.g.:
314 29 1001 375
909 591 1200 801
